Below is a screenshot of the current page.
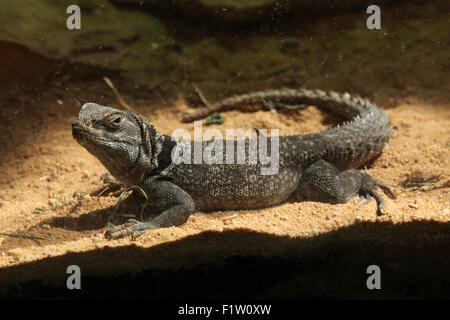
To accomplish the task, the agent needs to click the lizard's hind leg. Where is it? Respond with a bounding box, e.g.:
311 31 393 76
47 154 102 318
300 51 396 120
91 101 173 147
297 159 394 216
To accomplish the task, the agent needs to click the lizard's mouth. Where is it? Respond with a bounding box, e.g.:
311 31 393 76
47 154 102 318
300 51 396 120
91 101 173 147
72 121 90 144
72 121 106 146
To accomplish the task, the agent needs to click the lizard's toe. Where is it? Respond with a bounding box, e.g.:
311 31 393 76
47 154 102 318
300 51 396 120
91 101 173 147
359 188 386 216
375 181 396 199
356 193 371 211
358 175 395 216
105 219 148 240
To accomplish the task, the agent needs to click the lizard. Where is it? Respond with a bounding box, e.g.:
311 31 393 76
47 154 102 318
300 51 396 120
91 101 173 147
72 88 395 239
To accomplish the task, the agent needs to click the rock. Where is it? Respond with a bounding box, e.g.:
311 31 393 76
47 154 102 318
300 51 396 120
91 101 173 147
0 0 173 72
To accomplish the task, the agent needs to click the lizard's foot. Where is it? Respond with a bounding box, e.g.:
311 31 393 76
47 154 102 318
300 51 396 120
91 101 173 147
359 176 396 216
298 159 395 217
105 219 155 240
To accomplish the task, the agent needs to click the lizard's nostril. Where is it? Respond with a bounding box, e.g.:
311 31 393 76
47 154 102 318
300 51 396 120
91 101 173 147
72 119 81 127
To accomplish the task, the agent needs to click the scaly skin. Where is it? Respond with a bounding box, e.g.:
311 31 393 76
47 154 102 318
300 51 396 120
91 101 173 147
72 88 395 239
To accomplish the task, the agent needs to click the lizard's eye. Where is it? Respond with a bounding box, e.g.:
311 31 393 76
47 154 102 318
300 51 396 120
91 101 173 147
113 117 122 124
107 115 124 128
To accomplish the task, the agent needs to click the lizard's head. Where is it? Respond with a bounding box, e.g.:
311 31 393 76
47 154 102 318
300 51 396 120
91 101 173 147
72 102 160 184
72 102 142 156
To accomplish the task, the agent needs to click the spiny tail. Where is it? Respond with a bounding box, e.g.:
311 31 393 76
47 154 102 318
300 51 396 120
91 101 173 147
182 88 394 168
182 88 377 122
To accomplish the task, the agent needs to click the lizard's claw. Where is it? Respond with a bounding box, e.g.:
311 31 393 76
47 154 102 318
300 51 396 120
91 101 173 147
360 181 395 216
105 219 150 240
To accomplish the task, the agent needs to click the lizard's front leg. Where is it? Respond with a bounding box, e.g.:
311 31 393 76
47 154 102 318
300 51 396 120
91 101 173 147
105 179 195 240
298 159 395 215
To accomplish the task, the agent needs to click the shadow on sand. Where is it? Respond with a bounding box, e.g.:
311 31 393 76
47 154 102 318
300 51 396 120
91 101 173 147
0 219 448 299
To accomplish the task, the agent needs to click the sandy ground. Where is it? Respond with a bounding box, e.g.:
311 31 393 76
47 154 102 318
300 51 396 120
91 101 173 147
0 79 448 291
